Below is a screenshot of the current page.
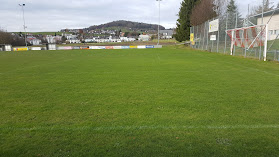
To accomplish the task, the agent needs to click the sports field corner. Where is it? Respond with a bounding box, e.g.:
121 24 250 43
1 45 279 156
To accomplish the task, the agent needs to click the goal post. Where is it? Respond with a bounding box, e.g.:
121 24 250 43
225 24 268 61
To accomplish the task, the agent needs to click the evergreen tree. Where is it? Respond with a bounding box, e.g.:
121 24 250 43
174 0 197 42
226 0 242 29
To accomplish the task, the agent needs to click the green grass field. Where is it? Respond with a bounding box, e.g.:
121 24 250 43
1 46 279 156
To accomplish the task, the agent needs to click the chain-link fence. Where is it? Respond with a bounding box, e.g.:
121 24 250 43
190 12 279 62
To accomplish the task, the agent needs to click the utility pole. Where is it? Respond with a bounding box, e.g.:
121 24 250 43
19 4 27 47
156 0 162 45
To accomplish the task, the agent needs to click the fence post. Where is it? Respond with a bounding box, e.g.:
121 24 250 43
276 50 279 61
197 25 199 49
224 13 228 54
233 13 238 56
212 39 214 52
205 22 206 50
194 26 197 49
199 24 202 50
190 27 192 48
206 20 209 51
217 17 220 53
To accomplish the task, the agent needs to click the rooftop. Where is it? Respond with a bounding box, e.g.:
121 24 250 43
253 8 279 18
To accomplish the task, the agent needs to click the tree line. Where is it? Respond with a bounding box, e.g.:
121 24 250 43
0 30 25 46
86 20 165 32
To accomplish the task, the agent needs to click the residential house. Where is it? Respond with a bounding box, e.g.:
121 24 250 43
160 29 174 39
254 8 279 40
138 35 150 41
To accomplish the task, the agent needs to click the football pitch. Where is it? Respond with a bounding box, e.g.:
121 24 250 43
1 46 279 156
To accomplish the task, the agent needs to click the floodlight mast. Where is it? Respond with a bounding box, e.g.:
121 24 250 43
156 0 162 45
19 4 27 47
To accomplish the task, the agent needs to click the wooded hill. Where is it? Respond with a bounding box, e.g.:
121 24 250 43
85 20 165 31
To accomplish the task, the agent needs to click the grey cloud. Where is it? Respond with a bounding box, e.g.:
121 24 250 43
1 0 183 32
1 0 278 32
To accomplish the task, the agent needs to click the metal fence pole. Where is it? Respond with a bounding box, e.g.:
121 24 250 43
206 20 209 51
245 26 248 58
217 17 220 53
197 25 199 49
224 13 228 54
233 13 237 56
205 22 206 50
190 27 192 48
199 24 202 50
193 26 196 48
212 38 214 52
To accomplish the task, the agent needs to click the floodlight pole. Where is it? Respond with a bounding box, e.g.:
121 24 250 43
156 0 162 45
19 4 27 47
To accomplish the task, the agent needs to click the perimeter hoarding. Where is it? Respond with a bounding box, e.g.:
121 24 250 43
105 46 114 49
210 35 217 41
13 47 28 51
113 46 122 49
137 45 146 49
190 33 195 45
121 46 130 49
31 47 42 51
57 46 72 50
209 19 219 33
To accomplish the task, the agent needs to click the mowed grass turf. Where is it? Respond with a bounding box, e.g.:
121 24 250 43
1 46 279 156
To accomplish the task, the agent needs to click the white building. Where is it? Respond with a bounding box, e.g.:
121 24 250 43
138 35 150 41
85 38 96 43
66 39 81 44
30 39 42 45
120 37 136 42
46 36 56 44
127 38 136 42
255 9 279 40
160 30 174 39
66 35 78 40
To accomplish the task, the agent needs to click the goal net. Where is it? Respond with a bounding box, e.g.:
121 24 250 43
226 24 268 61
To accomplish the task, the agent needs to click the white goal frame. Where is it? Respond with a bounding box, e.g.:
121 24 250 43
226 24 269 61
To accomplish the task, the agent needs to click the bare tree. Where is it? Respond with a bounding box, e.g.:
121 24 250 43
251 0 274 15
0 29 25 46
0 30 14 45
191 0 229 26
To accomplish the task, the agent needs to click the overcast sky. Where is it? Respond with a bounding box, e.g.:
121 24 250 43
0 0 278 32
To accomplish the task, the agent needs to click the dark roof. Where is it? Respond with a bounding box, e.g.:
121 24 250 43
159 30 174 35
253 8 279 18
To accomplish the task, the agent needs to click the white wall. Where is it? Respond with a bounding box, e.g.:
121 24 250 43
257 14 279 40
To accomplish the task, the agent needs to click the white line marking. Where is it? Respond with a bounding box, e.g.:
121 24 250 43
202 55 279 77
1 125 279 131
156 53 161 61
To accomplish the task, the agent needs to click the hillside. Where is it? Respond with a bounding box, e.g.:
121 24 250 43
85 20 165 31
